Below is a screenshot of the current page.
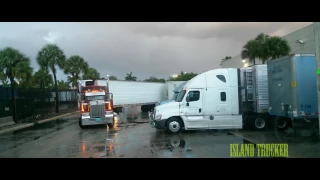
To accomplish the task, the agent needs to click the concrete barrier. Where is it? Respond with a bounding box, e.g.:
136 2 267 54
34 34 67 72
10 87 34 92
0 116 16 128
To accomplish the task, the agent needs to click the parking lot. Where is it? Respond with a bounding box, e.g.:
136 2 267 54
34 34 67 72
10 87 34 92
0 104 319 158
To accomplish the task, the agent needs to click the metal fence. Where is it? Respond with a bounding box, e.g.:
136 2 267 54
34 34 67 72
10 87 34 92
0 87 77 120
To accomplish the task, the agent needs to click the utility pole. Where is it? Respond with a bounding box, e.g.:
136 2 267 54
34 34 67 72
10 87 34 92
313 22 320 137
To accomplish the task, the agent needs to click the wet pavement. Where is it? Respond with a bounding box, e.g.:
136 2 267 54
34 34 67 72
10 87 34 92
0 104 320 158
0 105 243 158
229 129 320 158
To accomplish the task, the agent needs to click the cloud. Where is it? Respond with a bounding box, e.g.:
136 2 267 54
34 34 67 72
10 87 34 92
0 22 312 82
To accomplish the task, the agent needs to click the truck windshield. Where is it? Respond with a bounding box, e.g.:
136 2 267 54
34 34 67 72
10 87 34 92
175 90 186 102
85 95 105 101
172 92 179 100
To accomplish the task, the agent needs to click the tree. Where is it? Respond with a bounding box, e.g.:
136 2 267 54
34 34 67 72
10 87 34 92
264 36 291 63
57 80 70 90
241 39 260 65
64 55 88 88
125 72 137 81
169 71 197 81
33 69 53 89
37 44 66 113
109 75 117 80
241 33 291 65
144 76 166 83
33 69 54 104
82 67 100 80
16 75 34 88
0 47 33 122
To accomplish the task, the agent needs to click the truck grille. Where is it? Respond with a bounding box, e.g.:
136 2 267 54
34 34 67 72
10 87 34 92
90 104 105 117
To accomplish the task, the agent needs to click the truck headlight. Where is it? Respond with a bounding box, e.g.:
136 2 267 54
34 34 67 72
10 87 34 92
155 114 162 120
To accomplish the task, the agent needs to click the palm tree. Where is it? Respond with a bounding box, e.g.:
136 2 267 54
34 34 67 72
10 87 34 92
64 55 88 88
241 39 260 65
37 44 66 113
33 69 53 89
125 72 137 81
33 69 54 104
0 47 33 122
241 33 291 65
264 36 291 63
82 67 100 80
254 33 270 63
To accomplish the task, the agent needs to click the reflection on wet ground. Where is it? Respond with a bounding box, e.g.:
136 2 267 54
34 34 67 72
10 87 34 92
0 104 320 158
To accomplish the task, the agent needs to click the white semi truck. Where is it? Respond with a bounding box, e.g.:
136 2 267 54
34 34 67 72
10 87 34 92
150 54 318 134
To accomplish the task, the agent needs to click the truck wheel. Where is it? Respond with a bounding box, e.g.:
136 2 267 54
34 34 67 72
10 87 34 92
277 118 288 130
253 117 266 130
79 118 85 129
141 105 148 112
166 118 182 134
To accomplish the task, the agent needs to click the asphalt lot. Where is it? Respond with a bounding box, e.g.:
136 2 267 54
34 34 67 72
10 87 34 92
0 104 319 158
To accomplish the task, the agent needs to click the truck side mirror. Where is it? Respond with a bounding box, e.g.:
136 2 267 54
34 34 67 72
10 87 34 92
186 96 190 102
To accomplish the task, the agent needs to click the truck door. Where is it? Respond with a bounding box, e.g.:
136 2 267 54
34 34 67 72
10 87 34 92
209 88 233 129
181 89 208 129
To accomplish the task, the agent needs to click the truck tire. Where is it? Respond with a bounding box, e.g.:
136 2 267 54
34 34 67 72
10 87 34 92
141 105 149 112
79 118 85 129
253 116 266 131
166 118 182 134
277 118 288 130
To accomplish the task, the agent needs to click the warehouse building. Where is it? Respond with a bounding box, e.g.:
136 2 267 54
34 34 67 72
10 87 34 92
221 24 315 68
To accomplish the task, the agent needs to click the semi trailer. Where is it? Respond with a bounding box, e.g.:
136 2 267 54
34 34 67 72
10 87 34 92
149 54 318 133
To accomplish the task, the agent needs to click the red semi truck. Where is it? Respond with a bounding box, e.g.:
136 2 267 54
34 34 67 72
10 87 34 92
77 79 115 129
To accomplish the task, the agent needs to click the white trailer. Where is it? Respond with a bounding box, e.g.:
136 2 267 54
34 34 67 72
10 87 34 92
108 80 167 112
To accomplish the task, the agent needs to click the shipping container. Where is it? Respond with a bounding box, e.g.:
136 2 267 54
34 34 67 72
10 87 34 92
267 54 318 119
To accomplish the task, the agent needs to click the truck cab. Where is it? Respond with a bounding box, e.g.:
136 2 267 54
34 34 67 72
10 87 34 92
150 68 243 133
78 80 115 129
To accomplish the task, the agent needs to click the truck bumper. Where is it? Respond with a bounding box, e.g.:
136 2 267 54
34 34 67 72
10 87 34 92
148 112 166 129
81 114 114 126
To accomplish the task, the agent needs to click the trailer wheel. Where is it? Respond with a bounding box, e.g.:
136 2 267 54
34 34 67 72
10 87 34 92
79 118 85 129
277 118 288 130
166 118 182 134
253 116 266 130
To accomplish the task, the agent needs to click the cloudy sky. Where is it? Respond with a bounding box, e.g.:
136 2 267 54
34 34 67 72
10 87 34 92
0 22 312 81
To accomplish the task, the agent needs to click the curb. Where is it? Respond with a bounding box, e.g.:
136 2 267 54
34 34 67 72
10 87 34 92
0 111 79 135
35 111 79 125
0 123 34 135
